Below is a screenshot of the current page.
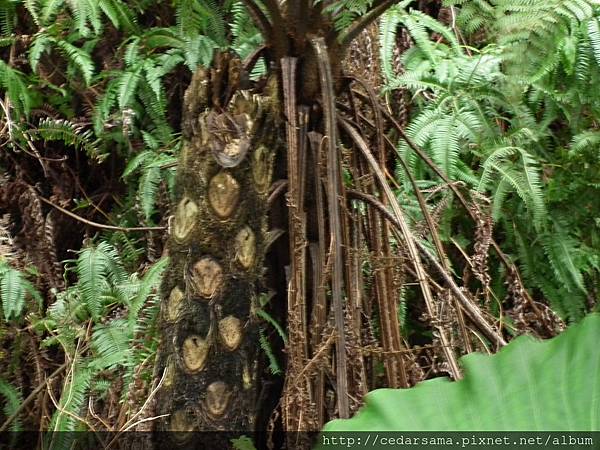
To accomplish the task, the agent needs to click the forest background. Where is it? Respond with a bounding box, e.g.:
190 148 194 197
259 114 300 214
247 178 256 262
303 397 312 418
0 0 599 446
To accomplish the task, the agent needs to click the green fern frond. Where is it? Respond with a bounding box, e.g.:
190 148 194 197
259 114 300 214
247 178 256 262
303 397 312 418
122 150 155 178
431 115 461 178
90 319 131 370
589 17 600 65
541 223 587 294
230 1 262 62
23 0 41 26
68 0 101 37
512 223 587 322
182 34 217 70
29 32 52 71
479 147 546 229
76 242 126 319
326 0 374 31
175 0 226 46
41 0 66 25
0 262 41 321
519 148 547 227
138 165 161 220
256 308 288 344
27 118 101 159
259 328 282 375
0 0 17 36
55 40 95 85
0 265 26 321
117 66 143 109
0 378 24 431
124 37 140 66
98 0 136 32
48 363 92 438
449 0 599 81
0 61 32 117
570 130 600 154
127 257 168 326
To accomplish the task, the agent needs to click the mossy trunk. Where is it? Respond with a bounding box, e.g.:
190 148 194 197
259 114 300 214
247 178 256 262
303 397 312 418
152 55 282 444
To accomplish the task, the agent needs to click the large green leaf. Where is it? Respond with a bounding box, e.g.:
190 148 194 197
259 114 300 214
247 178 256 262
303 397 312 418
322 314 600 432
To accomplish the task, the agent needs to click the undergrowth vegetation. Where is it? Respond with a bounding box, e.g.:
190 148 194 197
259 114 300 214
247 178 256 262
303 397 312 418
381 0 600 323
0 0 598 438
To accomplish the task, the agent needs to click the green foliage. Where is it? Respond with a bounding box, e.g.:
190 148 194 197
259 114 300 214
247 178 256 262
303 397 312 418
320 313 600 432
0 378 24 431
255 292 285 375
32 243 168 436
0 261 42 322
231 436 258 450
325 0 375 31
2 0 599 434
0 0 261 229
381 1 600 321
0 60 31 117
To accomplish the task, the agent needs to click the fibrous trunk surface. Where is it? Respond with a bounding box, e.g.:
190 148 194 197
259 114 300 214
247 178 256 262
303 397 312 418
153 54 281 445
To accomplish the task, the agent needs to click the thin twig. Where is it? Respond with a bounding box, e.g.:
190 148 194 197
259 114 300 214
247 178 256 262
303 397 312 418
104 366 169 449
46 380 96 432
0 363 68 432
38 196 165 232
119 414 170 433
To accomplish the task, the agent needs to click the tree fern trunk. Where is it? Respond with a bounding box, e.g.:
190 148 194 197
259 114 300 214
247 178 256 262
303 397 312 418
153 55 281 445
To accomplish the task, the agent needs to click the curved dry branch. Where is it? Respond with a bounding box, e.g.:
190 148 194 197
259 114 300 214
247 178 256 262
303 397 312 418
354 92 548 324
339 117 462 380
238 0 274 44
347 189 507 348
337 0 401 50
346 77 472 352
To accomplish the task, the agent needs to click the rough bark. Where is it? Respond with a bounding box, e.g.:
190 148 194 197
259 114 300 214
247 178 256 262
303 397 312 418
152 54 282 445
